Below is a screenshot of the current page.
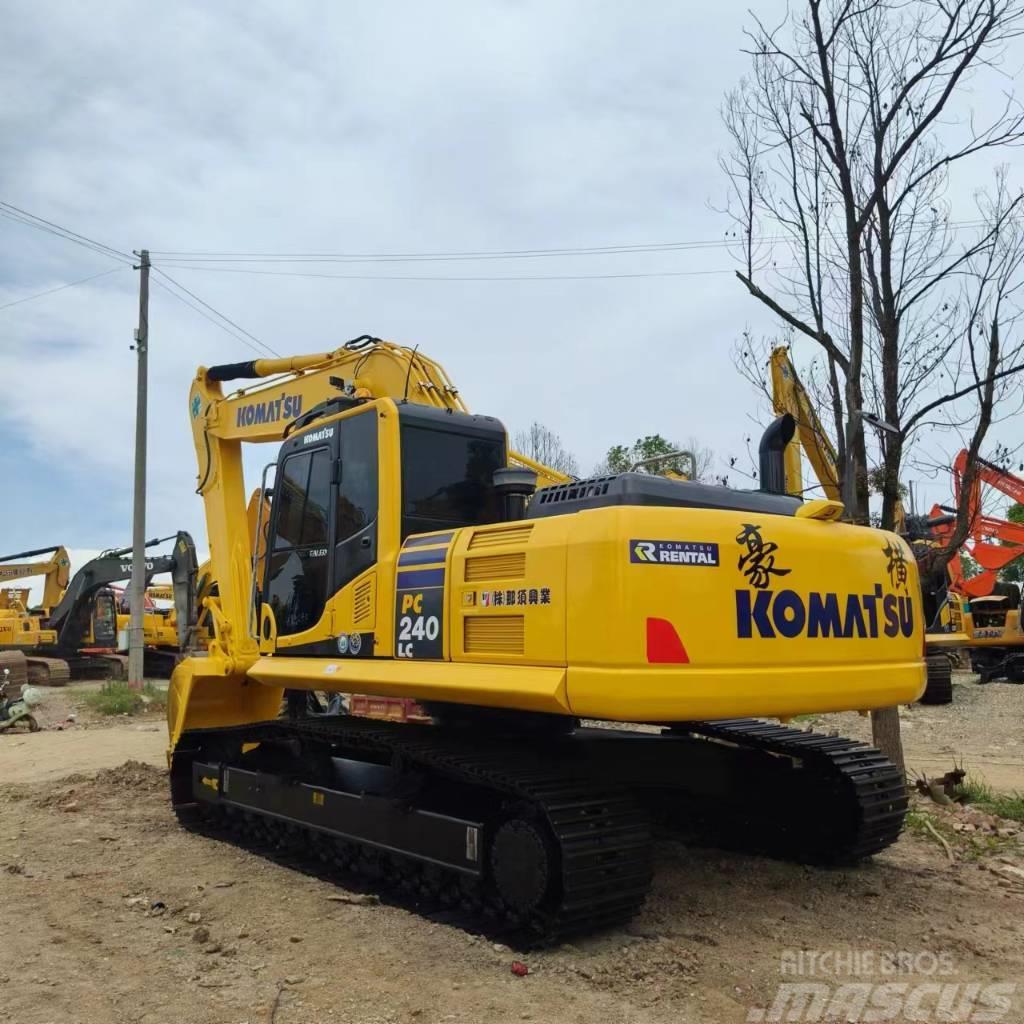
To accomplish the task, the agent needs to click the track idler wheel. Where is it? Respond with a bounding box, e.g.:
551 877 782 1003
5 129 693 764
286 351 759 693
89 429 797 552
490 816 556 919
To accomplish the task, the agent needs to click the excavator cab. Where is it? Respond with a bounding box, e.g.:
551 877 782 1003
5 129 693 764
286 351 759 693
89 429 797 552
89 588 119 648
259 402 507 652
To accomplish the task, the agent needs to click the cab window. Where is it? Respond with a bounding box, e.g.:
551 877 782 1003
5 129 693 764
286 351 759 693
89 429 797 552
335 411 378 589
400 426 503 538
266 446 332 634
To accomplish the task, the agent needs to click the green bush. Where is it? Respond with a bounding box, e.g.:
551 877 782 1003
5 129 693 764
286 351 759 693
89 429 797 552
83 680 166 716
955 777 1024 824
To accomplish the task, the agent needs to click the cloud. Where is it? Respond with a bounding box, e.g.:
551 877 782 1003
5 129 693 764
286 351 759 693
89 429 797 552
1 0 1020 555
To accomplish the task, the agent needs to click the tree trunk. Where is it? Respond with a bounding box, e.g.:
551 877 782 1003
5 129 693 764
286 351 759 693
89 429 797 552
871 705 906 781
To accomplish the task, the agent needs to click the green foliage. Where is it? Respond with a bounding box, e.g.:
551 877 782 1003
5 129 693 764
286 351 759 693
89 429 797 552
605 435 689 476
999 502 1024 584
83 680 166 716
960 552 982 580
955 776 1024 824
867 465 908 499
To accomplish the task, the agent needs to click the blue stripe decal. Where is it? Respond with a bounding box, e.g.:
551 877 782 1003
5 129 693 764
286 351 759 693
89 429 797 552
404 532 454 549
398 547 449 568
396 567 446 589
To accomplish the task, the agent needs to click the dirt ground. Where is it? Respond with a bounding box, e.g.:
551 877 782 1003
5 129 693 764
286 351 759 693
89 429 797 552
803 671 1024 792
0 676 1022 1024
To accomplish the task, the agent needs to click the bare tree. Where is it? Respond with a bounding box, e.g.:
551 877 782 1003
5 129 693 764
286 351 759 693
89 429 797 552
722 0 1024 541
513 422 580 477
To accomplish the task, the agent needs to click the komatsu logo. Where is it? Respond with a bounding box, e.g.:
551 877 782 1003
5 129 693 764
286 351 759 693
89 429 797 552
732 523 916 639
235 393 303 428
301 427 335 445
736 586 915 639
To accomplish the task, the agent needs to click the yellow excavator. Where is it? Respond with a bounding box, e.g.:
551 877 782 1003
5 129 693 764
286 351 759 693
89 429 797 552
0 545 73 683
0 544 71 644
168 336 923 939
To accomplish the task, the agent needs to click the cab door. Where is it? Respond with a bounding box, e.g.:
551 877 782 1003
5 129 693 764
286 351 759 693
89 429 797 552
261 407 380 652
263 435 337 643
92 589 118 647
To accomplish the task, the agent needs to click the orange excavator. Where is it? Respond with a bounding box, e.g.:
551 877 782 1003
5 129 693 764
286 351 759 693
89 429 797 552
925 453 1024 683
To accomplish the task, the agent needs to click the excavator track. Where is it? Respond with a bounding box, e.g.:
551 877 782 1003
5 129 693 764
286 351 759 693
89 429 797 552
671 719 908 863
173 716 653 943
171 714 906 941
24 657 71 687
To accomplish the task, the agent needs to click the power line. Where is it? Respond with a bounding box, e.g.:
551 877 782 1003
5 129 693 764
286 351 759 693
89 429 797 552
0 268 124 312
0 202 134 265
148 263 753 283
151 268 279 357
147 219 988 265
0 200 272 358
149 277 269 356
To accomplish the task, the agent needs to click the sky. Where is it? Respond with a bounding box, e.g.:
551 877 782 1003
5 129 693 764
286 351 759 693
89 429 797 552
2 0 1022 596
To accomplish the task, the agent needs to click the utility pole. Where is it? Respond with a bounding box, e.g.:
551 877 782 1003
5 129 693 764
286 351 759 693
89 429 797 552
127 249 150 690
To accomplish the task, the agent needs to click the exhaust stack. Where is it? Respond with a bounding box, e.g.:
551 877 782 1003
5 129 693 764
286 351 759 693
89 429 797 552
493 467 537 522
759 414 796 496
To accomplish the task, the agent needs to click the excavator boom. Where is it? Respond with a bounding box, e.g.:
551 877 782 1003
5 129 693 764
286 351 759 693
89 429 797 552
769 348 841 501
0 545 71 610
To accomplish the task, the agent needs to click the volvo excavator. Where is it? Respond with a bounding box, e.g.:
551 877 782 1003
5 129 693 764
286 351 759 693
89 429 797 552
167 336 923 940
16 535 198 684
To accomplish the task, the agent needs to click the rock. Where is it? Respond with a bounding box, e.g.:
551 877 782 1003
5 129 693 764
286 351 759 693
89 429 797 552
289 935 303 943
61 802 79 813
203 942 222 955
493 942 509 953
237 928 249 939
192 927 210 944
284 975 304 985
187 912 202 924
326 893 380 906
989 863 1024 884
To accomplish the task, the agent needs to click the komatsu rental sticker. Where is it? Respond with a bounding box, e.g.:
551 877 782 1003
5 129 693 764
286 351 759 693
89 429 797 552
630 540 720 566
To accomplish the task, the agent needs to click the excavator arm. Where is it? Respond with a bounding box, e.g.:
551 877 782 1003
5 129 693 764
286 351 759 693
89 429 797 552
769 348 841 502
934 452 1024 597
0 545 71 610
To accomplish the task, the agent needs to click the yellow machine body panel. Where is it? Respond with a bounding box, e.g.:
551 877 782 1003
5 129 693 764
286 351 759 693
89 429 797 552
197 505 923 730
0 607 57 648
961 597 1024 648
